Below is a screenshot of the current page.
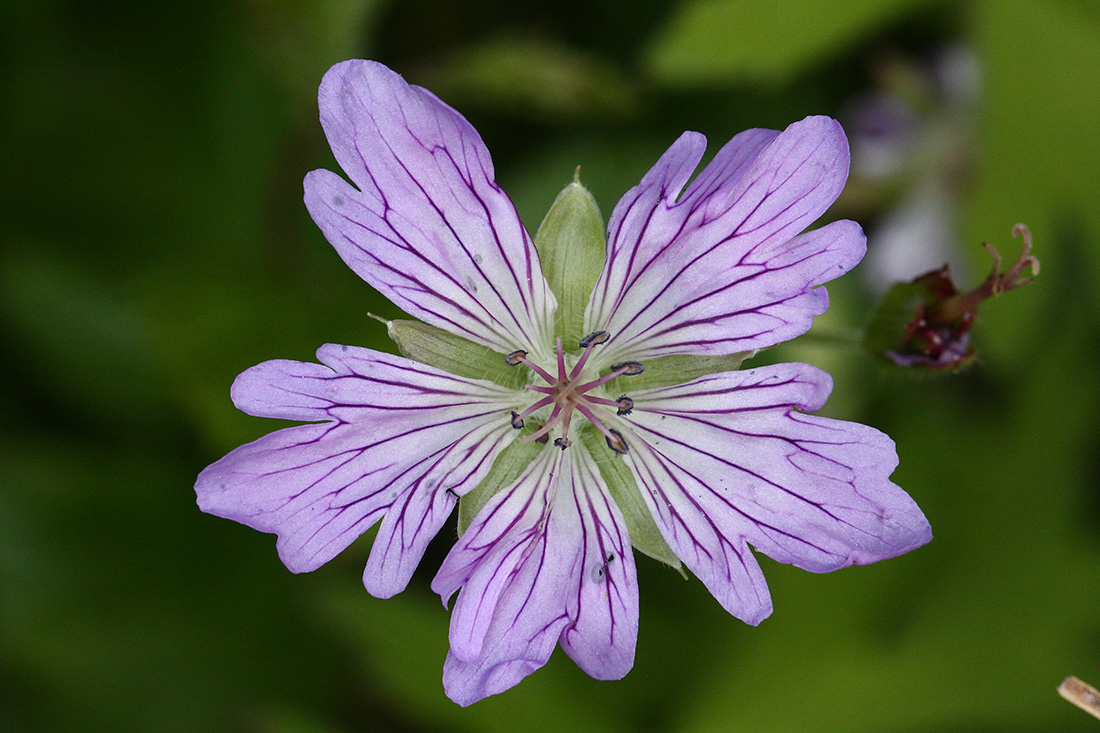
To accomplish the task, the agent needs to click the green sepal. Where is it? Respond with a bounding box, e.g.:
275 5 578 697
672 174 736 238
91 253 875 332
608 351 756 393
862 280 931 361
861 279 977 372
533 178 607 347
457 436 544 536
384 319 527 389
580 428 682 570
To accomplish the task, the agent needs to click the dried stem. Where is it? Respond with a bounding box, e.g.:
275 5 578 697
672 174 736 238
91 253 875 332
1059 676 1100 721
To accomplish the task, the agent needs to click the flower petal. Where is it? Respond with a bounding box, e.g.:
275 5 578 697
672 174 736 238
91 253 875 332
432 450 561 659
303 60 555 355
587 117 864 363
620 363 932 624
434 450 569 704
433 443 638 705
195 344 520 598
557 445 637 681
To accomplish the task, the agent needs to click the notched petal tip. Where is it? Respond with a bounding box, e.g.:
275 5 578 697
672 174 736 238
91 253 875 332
307 58 557 356
228 359 337 421
443 656 545 707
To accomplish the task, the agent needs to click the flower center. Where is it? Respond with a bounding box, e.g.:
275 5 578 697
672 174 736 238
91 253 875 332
506 332 642 454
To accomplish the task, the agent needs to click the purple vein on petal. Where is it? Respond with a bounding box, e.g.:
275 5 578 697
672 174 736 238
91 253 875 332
195 344 524 595
304 60 555 355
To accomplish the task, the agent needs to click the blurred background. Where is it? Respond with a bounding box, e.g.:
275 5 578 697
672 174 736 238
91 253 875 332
3 0 1099 730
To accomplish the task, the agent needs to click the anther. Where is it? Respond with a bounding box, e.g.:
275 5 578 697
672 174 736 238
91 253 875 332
578 331 610 349
610 361 644 376
554 437 573 450
605 429 628 454
615 395 634 415
510 411 525 429
534 434 549 444
505 350 528 366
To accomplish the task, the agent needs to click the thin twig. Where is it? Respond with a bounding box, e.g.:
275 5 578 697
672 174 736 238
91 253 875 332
1059 676 1100 721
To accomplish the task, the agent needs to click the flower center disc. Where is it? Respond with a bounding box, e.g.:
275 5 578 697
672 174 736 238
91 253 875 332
506 332 641 454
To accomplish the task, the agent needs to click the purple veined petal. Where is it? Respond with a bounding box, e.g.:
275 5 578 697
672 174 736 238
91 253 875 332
195 344 521 598
433 442 638 706
362 417 511 598
303 60 556 356
433 449 562 660
434 449 570 704
557 443 637 681
587 116 865 363
620 362 932 625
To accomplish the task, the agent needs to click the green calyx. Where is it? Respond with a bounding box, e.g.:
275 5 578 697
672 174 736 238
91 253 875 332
579 428 682 570
384 318 528 390
457 437 544 536
533 176 607 347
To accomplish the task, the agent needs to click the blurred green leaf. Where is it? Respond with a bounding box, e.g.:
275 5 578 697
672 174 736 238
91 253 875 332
244 0 388 106
317 585 630 732
645 0 937 87
418 35 641 119
966 0 1100 360
0 246 165 427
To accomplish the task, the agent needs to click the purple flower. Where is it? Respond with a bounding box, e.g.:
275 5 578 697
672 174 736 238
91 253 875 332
196 59 932 706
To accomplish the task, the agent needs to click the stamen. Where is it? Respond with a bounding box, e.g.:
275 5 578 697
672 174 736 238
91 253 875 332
578 331 609 348
610 361 645 376
504 331 638 455
574 361 642 393
575 403 629 454
506 349 555 384
556 338 568 383
515 395 554 422
557 397 575 444
605 429 628 454
525 403 564 444
569 331 608 381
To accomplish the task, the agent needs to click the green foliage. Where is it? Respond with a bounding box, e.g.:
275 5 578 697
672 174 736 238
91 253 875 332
3 0 1100 730
645 0 937 86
